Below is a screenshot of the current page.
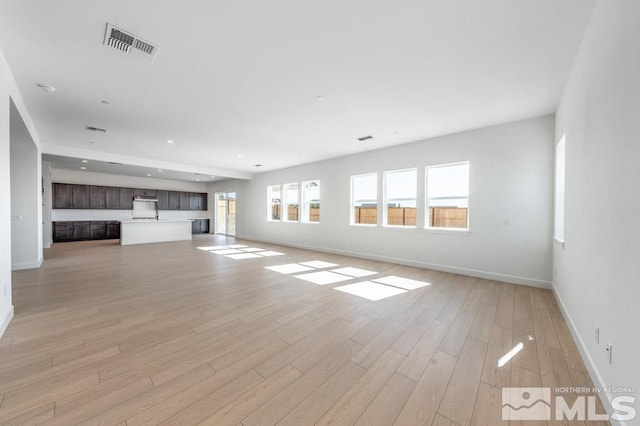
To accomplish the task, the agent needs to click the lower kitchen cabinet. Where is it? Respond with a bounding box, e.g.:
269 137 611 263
53 221 121 243
191 219 210 234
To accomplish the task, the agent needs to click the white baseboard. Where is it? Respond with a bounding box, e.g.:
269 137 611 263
0 305 14 341
237 235 551 289
551 286 619 423
11 256 43 271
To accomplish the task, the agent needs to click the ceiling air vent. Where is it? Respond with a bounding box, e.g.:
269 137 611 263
103 23 159 62
357 135 373 141
86 125 107 133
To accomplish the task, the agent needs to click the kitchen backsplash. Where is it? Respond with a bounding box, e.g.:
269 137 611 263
52 209 209 222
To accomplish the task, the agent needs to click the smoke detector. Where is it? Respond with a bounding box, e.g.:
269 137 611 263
103 23 159 62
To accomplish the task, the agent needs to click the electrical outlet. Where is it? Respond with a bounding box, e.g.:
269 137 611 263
595 326 600 344
606 343 613 364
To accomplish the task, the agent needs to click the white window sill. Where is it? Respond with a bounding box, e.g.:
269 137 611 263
424 227 471 236
350 223 378 227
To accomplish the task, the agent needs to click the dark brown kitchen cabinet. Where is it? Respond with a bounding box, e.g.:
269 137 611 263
105 221 120 239
72 185 89 209
89 186 106 209
53 183 73 209
134 188 157 198
168 191 181 210
119 188 134 210
157 190 169 210
189 193 208 210
52 221 74 242
191 219 210 234
105 187 120 209
179 192 190 210
72 221 90 240
90 221 106 239
53 221 120 242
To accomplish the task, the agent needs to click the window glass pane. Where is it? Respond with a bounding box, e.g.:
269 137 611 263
427 163 470 198
267 185 281 221
302 180 320 223
352 173 377 225
427 162 470 229
284 183 299 221
385 169 417 226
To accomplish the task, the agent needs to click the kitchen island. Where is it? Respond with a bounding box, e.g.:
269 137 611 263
120 220 193 246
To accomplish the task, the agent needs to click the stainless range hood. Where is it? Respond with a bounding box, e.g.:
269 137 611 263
133 195 158 202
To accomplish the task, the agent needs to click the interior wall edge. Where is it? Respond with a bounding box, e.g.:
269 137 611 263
0 305 14 340
11 256 43 271
552 285 612 417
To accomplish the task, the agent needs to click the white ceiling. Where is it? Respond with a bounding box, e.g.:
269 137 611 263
0 0 595 179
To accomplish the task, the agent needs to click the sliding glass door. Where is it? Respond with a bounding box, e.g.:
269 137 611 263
215 192 236 236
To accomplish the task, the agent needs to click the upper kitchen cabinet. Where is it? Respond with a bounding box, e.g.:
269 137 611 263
157 190 169 210
168 191 181 210
179 192 190 210
119 187 134 210
190 193 208 210
72 185 89 209
134 188 157 198
105 187 120 209
52 183 73 209
89 185 106 209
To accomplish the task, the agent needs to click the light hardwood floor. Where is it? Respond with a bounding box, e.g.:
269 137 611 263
1 236 607 425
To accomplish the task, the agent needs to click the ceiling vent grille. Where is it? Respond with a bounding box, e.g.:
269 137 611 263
357 135 373 141
86 125 107 133
103 23 159 62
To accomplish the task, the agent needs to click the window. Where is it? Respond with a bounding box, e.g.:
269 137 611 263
554 135 566 242
426 162 470 229
384 169 417 226
267 185 281 221
284 183 299 222
351 173 378 225
302 180 320 223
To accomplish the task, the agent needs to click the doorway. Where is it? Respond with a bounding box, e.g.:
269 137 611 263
215 192 236 236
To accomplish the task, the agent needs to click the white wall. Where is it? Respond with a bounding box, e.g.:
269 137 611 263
50 169 210 224
554 0 640 417
0 47 43 338
10 100 42 270
0 51 13 338
210 115 554 287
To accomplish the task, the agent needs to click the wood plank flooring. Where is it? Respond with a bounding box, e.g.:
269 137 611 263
0 236 606 425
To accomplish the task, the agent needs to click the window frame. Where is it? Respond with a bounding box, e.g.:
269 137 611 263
267 184 282 222
425 161 470 231
301 180 320 224
283 182 300 222
383 168 417 228
350 172 379 226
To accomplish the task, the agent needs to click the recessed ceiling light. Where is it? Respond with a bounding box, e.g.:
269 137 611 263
166 140 174 144
210 175 215 178
80 166 87 170
316 96 326 101
81 159 88 163
36 83 56 94
157 169 163 172
196 179 200 182
236 154 243 159
146 173 152 177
